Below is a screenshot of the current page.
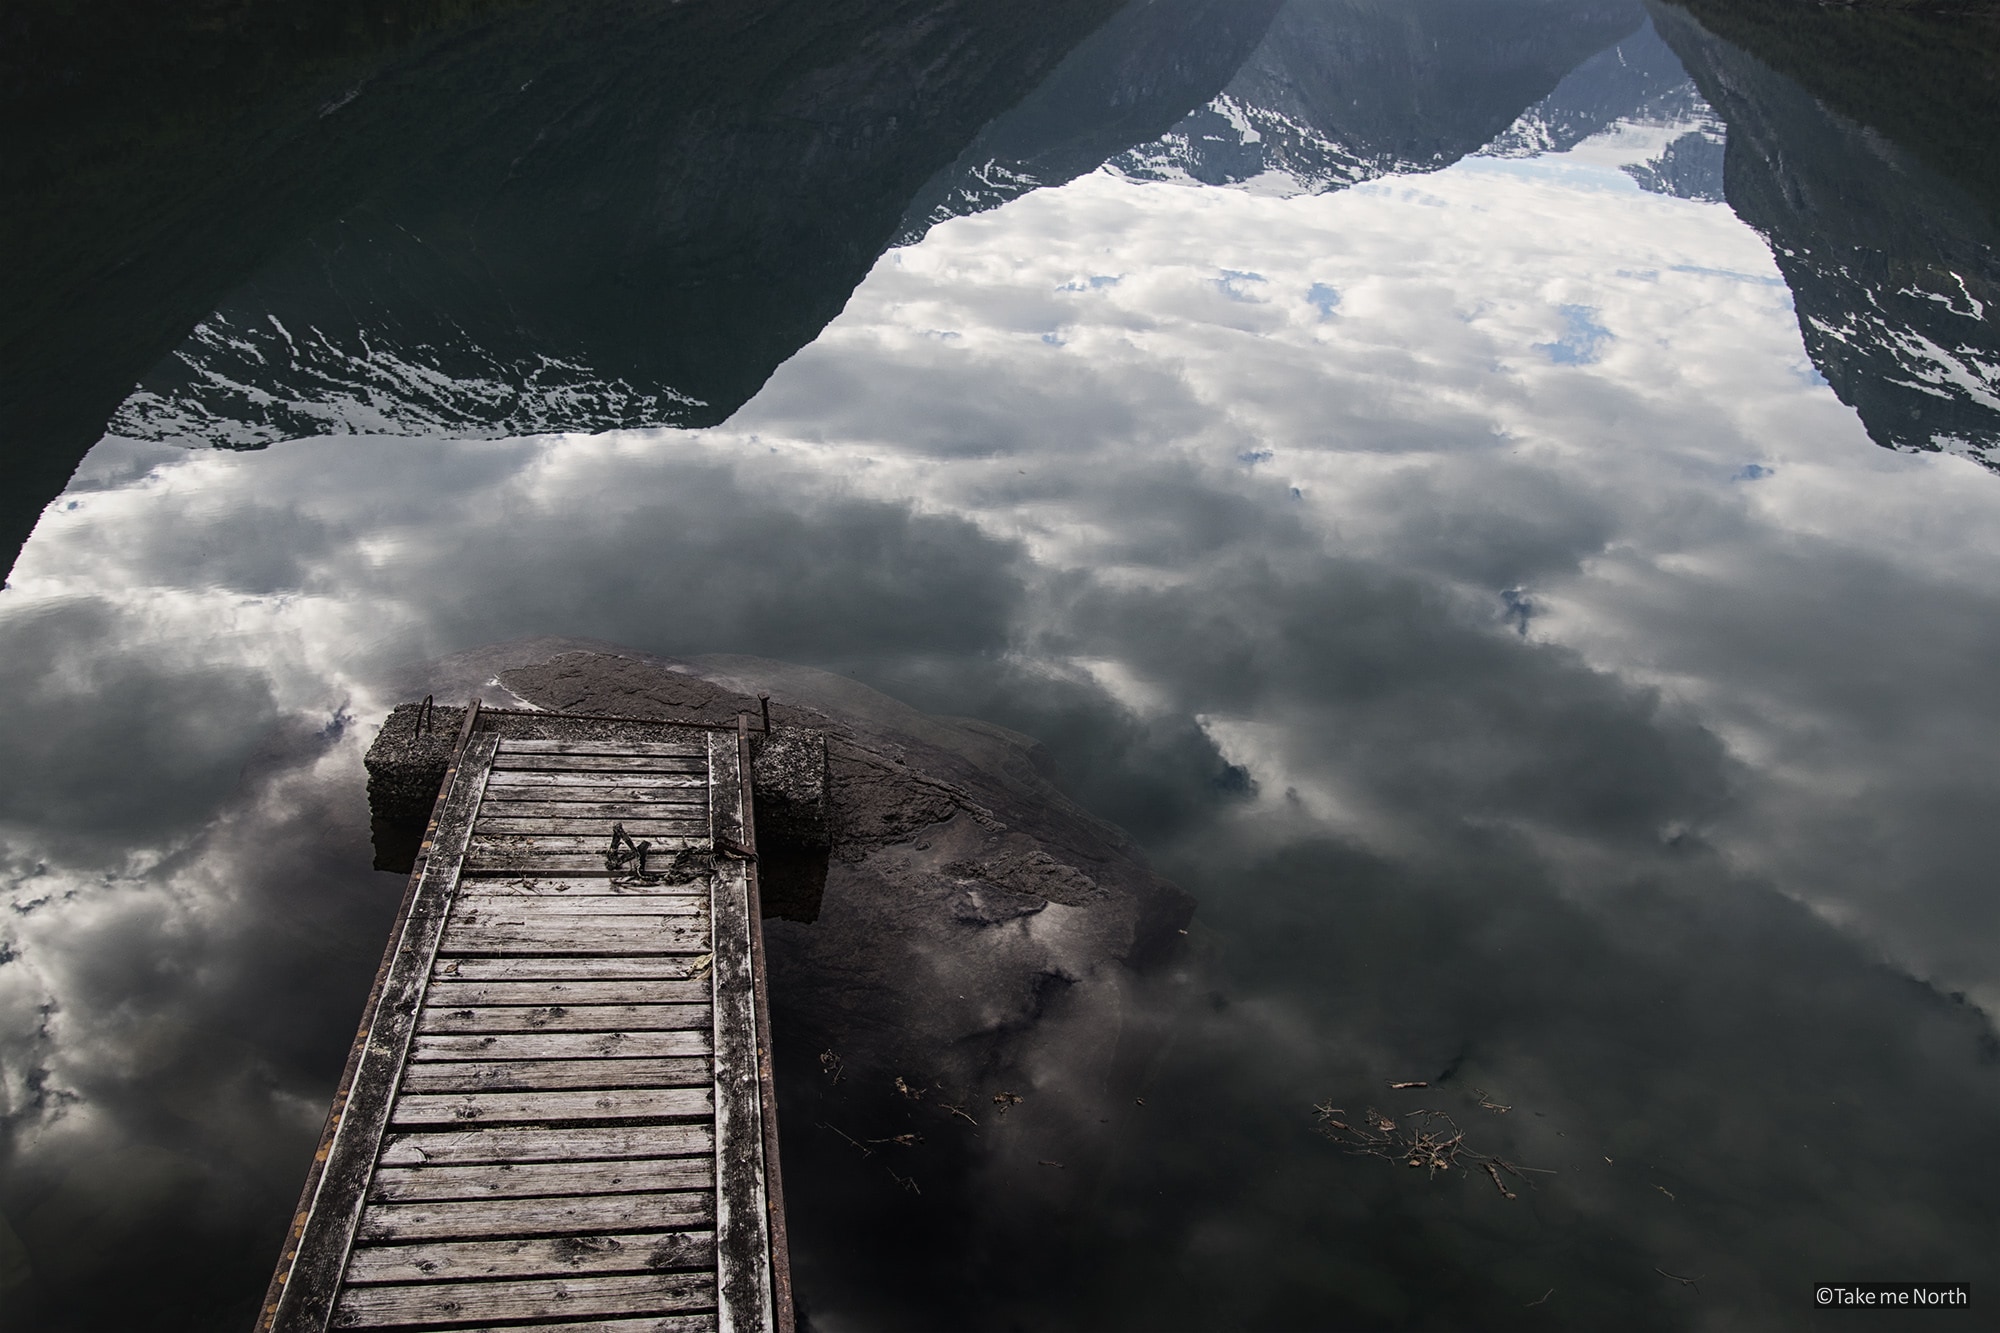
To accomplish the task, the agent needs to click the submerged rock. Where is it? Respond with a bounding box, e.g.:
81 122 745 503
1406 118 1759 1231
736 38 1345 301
385 638 1195 1128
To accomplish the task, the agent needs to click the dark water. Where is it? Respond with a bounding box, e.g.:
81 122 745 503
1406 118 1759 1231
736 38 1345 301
3 1 1999 1328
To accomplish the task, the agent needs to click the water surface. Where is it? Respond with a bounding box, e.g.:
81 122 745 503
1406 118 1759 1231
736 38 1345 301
3 2 1997 1329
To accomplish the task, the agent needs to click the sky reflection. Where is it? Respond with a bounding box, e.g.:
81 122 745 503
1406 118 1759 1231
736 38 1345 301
4 86 1999 1330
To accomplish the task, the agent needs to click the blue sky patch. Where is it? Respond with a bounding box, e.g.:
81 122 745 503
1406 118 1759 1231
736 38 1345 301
1537 305 1611 366
1217 269 1269 302
1306 282 1342 319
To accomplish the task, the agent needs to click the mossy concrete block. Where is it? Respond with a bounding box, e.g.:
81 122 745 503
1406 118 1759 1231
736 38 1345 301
751 727 830 850
364 703 463 824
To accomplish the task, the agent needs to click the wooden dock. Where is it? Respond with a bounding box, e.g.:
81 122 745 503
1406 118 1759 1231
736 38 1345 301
263 706 792 1333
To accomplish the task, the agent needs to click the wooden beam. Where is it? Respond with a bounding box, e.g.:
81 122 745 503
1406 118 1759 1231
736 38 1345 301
708 731 777 1333
267 732 499 1331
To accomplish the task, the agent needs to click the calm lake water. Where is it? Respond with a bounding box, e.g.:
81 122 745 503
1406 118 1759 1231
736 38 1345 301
3 1 1998 1329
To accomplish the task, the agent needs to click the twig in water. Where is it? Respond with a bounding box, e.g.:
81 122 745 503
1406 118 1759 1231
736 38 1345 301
893 1076 926 1100
886 1167 921 1195
1655 1185 1676 1202
1389 1081 1429 1089
992 1091 1024 1112
938 1101 980 1127
1038 1160 1065 1168
1526 1289 1554 1308
818 1050 844 1085
1655 1267 1699 1290
819 1122 872 1158
1312 1101 1546 1195
866 1133 923 1148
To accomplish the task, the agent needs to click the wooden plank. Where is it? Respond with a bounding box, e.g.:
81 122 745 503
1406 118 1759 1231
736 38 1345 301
268 732 500 1332
379 1124 714 1168
418 1004 713 1035
502 739 710 758
708 731 777 1333
471 833 711 856
332 1271 716 1326
421 978 711 1008
486 770 708 791
451 894 706 919
444 877 713 897
476 816 711 836
477 1318 716 1333
431 956 714 983
391 1086 714 1126
399 1057 712 1093
354 1192 715 1243
436 921 711 955
414 1031 711 1062
370 1156 712 1202
475 801 710 821
343 1229 716 1284
462 858 706 878
494 754 711 774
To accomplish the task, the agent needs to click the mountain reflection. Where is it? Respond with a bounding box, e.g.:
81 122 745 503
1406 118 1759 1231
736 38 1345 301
1 0 1128 574
1653 1 2000 467
7 0 1998 585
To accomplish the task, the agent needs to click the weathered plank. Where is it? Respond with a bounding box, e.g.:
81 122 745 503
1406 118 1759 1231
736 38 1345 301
343 1229 716 1284
379 1124 714 1168
475 801 710 822
399 1057 712 1093
391 1086 714 1126
494 754 711 774
331 1270 718 1326
462 857 706 877
354 1192 715 1243
486 771 708 790
436 921 711 955
477 1318 717 1333
452 894 707 919
476 816 712 836
370 1156 712 1202
503 739 711 758
421 978 711 1008
336 1264 720 1320
471 833 712 857
417 1004 712 1035
413 1031 711 1062
448 877 711 897
267 732 501 1331
708 731 778 1333
431 955 714 983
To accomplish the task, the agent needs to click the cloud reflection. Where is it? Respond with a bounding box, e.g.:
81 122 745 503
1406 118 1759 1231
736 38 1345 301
5 132 2000 1325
